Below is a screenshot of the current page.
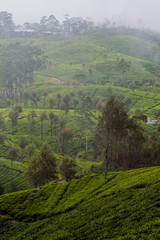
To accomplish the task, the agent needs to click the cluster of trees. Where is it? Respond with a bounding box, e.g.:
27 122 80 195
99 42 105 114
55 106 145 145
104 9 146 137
0 11 15 33
1 10 160 45
0 141 77 191
2 96 160 190
0 11 95 35
26 142 77 187
6 107 74 154
25 97 160 184
5 95 160 170
0 43 47 99
23 15 95 34
95 96 156 178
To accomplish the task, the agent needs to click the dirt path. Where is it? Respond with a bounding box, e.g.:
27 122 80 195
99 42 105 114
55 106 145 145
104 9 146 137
37 74 67 85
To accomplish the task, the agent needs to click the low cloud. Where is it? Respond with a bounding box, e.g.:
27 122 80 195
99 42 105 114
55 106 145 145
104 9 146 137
0 0 160 31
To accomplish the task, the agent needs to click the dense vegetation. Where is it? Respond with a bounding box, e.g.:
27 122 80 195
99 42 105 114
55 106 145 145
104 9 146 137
1 167 160 239
0 25 160 191
1 12 160 238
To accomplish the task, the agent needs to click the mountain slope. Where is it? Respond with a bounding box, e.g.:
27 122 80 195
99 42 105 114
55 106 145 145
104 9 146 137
1 167 160 239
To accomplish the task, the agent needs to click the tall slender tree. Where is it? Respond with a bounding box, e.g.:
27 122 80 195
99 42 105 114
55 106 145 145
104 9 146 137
40 111 48 139
96 96 144 178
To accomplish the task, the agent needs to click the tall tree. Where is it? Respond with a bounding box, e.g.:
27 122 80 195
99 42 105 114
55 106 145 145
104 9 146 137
26 142 57 187
80 96 95 153
0 44 47 95
96 96 144 178
25 144 35 161
28 117 36 139
116 58 130 82
40 111 48 139
19 136 28 160
60 155 77 181
59 128 73 154
39 15 59 33
57 93 62 109
49 97 55 109
8 110 19 135
43 91 48 109
0 11 15 32
49 112 55 137
63 94 71 116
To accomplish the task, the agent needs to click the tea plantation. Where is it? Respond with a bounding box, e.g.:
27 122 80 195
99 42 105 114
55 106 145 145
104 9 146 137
1 27 160 238
1 167 160 239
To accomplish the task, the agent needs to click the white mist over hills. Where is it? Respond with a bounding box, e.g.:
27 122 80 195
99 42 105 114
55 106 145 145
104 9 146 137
1 0 160 31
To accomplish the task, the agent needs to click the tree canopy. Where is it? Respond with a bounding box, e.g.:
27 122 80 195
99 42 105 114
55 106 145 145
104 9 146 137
0 43 47 93
96 96 144 178
26 142 57 187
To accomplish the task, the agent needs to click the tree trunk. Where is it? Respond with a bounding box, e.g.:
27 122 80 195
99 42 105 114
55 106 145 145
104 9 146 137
41 122 43 140
104 130 110 179
86 131 88 154
50 122 53 137
104 145 109 179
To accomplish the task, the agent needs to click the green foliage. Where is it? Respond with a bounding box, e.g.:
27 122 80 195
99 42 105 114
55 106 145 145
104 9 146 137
25 144 35 159
26 142 57 187
14 105 22 113
0 27 160 197
0 158 29 193
9 181 18 193
96 96 145 177
1 168 160 239
59 128 73 154
0 129 5 145
0 181 4 195
60 155 77 181
8 110 19 135
7 147 18 161
0 43 47 91
19 136 28 149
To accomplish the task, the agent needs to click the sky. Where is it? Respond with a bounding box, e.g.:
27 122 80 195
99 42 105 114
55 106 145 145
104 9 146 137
0 0 160 30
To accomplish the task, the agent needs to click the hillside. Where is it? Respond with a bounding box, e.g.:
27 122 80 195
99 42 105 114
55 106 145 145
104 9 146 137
1 27 160 193
1 167 160 239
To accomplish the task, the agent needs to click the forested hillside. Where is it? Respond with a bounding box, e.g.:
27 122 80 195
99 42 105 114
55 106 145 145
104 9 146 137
0 26 160 193
1 23 160 238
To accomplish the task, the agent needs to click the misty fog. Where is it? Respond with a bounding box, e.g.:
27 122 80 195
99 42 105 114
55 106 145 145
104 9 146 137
0 0 160 31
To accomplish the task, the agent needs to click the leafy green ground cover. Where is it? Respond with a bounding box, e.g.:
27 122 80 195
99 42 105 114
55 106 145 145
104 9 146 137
1 167 160 239
0 158 29 192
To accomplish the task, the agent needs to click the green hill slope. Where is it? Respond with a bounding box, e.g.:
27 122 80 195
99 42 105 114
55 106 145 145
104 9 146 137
34 33 160 86
0 158 29 192
1 28 160 194
1 167 160 239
